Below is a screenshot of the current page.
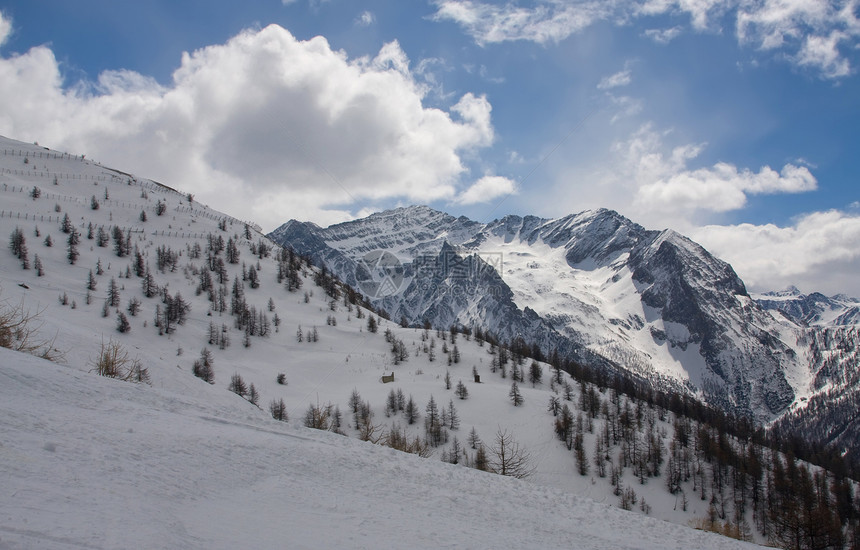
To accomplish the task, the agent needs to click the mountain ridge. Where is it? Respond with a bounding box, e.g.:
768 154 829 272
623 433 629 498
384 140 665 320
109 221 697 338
267 204 840 423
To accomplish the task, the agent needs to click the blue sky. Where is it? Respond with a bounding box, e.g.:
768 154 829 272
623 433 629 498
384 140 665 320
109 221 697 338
1 0 859 295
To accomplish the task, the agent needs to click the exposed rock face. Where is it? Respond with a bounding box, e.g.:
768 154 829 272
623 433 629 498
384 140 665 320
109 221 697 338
755 286 860 327
270 205 814 421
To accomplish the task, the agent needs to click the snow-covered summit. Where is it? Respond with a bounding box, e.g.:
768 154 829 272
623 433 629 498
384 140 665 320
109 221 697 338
754 287 860 326
270 205 805 421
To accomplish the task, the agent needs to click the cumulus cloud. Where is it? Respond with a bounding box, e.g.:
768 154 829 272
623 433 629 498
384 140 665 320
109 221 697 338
432 0 860 78
0 24 500 230
455 174 517 204
604 124 817 218
692 211 860 295
636 161 817 213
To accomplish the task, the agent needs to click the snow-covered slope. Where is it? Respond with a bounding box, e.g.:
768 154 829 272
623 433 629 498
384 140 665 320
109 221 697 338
0 348 763 549
270 206 804 421
0 135 838 546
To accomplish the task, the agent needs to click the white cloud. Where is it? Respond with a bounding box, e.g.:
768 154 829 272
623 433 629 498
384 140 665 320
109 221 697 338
597 69 632 89
796 31 852 78
736 0 860 77
432 0 860 78
636 161 816 213
692 211 860 295
643 26 683 44
0 24 500 230
355 11 376 27
599 124 817 219
597 63 640 122
552 123 816 234
431 0 610 46
636 0 726 31
0 11 11 47
455 174 517 205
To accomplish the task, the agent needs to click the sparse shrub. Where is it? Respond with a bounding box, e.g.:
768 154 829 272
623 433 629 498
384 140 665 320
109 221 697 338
383 423 433 458
91 338 148 382
304 403 334 430
0 293 61 361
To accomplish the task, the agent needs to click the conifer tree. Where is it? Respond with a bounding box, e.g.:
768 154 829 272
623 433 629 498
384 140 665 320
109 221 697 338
228 373 248 397
87 270 97 291
247 383 259 406
67 229 80 265
405 395 419 425
60 213 72 234
116 312 131 333
509 381 524 406
107 277 120 307
192 348 215 383
270 398 288 421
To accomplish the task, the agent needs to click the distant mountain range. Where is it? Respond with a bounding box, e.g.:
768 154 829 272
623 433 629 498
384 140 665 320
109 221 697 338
270 206 858 431
754 286 860 326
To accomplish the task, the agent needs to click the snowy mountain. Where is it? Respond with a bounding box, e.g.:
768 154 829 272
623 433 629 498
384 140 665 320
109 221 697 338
1 135 852 547
754 286 860 326
270 206 802 421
